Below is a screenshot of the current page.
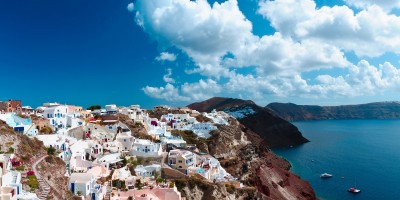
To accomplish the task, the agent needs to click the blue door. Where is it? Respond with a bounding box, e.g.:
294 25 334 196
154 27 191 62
91 193 96 200
71 183 75 193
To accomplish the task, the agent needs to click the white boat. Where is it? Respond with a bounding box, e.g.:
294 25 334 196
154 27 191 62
320 173 333 178
348 187 361 193
348 177 361 193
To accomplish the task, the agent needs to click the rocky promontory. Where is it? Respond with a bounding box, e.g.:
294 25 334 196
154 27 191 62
188 97 310 148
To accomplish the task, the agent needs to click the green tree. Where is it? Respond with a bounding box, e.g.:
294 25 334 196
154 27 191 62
156 177 163 184
135 179 143 190
47 146 55 155
87 105 101 111
7 147 14 153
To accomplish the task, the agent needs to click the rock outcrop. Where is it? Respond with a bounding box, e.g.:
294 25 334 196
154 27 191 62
205 118 316 200
188 97 309 148
266 101 400 121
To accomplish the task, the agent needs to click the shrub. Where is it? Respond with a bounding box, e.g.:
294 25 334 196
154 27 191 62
15 166 25 171
47 147 56 155
40 126 52 134
7 147 14 153
135 179 143 190
156 177 164 184
87 105 101 111
27 170 35 176
27 175 39 191
225 184 235 194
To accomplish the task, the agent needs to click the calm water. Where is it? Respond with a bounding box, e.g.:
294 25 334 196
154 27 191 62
273 120 400 200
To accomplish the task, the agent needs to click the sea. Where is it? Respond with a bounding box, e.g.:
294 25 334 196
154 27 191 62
273 120 400 200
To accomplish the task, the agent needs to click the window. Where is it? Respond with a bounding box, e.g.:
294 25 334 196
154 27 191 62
178 160 182 163
124 139 126 142
179 166 182 169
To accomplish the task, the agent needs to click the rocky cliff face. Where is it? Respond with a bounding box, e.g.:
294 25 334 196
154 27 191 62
267 101 400 121
188 97 309 148
205 118 316 200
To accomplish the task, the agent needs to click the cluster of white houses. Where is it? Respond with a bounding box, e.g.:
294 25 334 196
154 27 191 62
0 100 239 200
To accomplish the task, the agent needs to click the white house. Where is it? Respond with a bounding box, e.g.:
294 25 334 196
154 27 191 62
42 105 68 131
185 122 217 138
0 113 38 136
96 153 122 170
0 155 23 198
1 171 22 196
162 136 187 152
111 166 136 189
116 132 134 155
188 155 233 182
130 139 162 157
203 110 230 125
105 104 118 115
134 164 161 178
69 172 102 198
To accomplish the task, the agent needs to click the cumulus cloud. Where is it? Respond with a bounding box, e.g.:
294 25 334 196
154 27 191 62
127 3 134 12
132 0 400 103
143 83 189 101
134 0 252 77
231 33 349 76
143 79 221 102
344 0 400 10
163 68 175 83
155 52 177 62
258 0 400 57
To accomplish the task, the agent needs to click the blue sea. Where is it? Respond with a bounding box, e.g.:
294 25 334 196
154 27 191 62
273 120 400 200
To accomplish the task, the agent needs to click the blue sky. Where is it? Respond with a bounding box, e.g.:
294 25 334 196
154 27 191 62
1 0 400 109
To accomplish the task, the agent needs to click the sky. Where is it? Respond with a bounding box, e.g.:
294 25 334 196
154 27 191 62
1 0 400 109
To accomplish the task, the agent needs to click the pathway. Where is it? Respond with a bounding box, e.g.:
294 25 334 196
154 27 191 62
32 156 50 200
32 155 63 200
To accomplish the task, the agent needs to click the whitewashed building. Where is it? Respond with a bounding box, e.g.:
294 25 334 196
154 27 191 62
134 164 161 177
69 172 102 199
130 139 162 157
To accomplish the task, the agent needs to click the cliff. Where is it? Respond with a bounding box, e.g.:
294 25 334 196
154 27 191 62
165 116 316 199
188 97 309 148
266 101 400 121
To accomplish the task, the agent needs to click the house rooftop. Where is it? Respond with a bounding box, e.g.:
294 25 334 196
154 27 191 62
69 173 93 183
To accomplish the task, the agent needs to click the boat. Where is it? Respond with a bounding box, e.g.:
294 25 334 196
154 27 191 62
348 187 361 193
320 173 333 178
348 177 361 193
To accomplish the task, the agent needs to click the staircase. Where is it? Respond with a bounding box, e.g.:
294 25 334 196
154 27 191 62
37 175 51 200
104 181 111 200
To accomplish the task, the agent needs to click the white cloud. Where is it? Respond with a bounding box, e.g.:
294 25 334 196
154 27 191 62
231 33 349 76
133 0 400 103
142 79 221 102
163 68 175 83
180 79 222 101
258 0 400 57
143 83 189 101
155 52 177 62
127 3 134 12
344 0 400 10
134 0 253 77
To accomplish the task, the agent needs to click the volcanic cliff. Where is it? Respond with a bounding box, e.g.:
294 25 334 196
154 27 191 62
188 97 309 148
266 101 400 121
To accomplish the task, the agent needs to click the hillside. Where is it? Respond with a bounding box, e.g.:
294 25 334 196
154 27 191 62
164 115 316 199
266 102 400 121
188 97 309 148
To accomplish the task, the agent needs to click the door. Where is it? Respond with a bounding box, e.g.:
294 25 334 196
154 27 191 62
71 183 75 193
